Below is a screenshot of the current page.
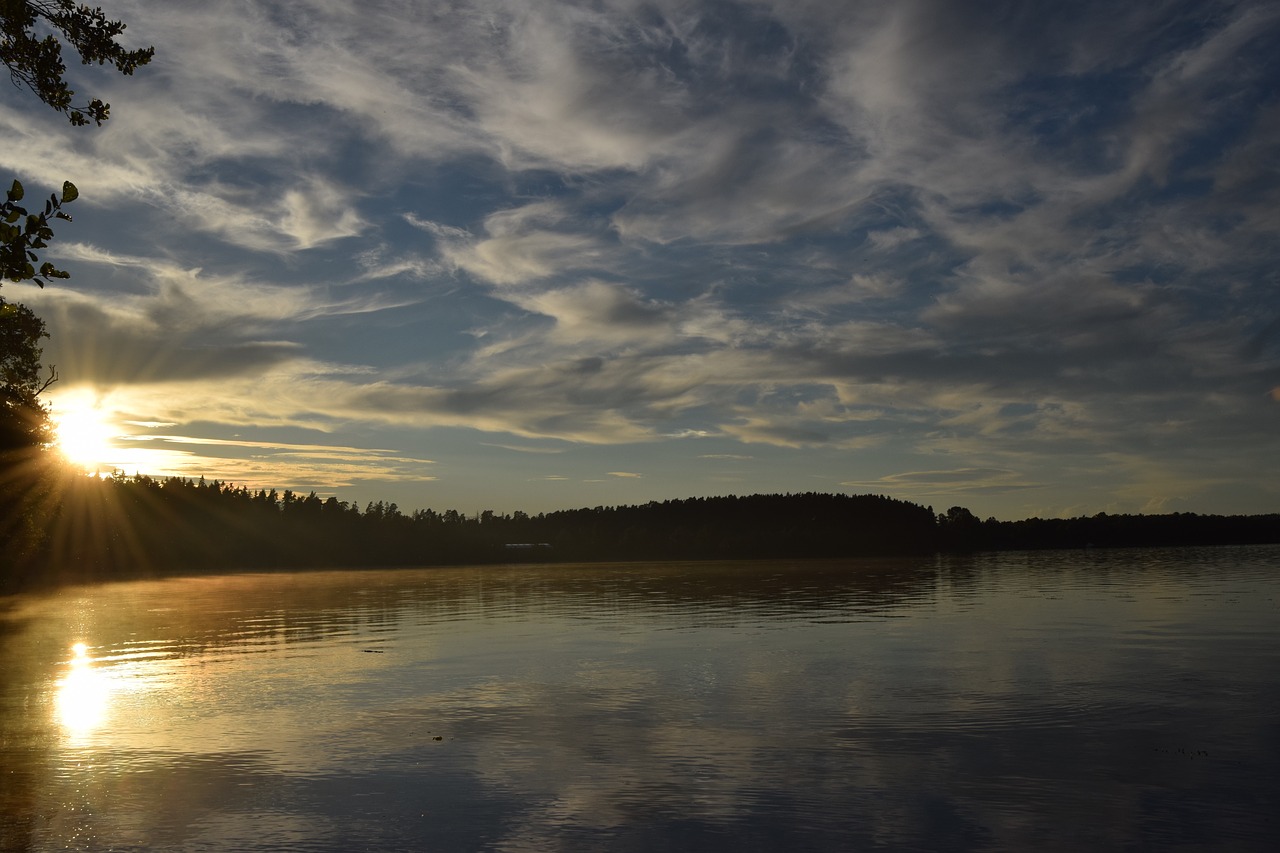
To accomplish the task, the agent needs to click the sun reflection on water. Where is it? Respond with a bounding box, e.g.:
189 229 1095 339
55 642 112 741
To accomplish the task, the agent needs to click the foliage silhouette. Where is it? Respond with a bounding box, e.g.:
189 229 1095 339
0 295 53 450
1 178 76 285
1 0 153 127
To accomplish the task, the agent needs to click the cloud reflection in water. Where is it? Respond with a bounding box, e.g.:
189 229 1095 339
2 553 1278 851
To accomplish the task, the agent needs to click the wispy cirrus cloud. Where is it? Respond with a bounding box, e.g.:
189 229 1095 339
116 433 439 491
844 468 1042 497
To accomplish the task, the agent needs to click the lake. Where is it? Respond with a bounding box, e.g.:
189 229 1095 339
1 547 1277 851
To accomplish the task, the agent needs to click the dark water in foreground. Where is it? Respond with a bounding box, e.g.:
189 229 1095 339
1 548 1277 851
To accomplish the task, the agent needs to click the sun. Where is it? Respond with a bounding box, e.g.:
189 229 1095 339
55 401 119 471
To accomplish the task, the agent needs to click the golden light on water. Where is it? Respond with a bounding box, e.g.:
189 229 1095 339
55 642 112 740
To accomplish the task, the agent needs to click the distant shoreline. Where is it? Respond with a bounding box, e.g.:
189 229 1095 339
4 476 1278 594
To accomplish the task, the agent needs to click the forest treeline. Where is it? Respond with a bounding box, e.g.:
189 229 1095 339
3 471 1279 591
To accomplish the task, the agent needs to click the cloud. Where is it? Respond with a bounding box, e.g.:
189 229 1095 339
12 243 422 389
844 468 1042 498
440 202 613 286
4 0 1277 517
276 179 368 249
54 416 438 490
481 443 567 455
449 5 689 173
403 215 472 241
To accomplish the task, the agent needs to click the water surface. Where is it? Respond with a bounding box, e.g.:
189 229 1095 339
2 548 1278 851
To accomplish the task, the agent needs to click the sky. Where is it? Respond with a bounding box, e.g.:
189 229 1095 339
2 0 1279 520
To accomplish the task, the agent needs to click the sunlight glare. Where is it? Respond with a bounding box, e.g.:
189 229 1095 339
55 642 112 740
55 403 119 471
